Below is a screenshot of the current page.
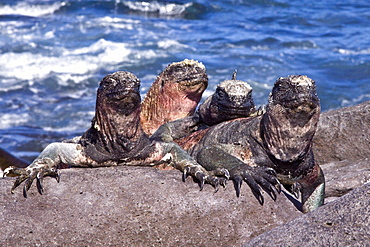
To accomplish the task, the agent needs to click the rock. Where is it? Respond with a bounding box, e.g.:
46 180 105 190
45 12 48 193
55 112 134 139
0 166 301 246
1 101 369 246
321 159 370 198
243 183 370 247
314 101 370 198
314 101 370 164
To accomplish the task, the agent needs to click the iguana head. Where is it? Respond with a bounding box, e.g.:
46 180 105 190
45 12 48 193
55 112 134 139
96 71 141 116
198 72 256 125
268 75 319 114
161 59 208 95
261 75 320 163
81 71 149 162
141 59 208 135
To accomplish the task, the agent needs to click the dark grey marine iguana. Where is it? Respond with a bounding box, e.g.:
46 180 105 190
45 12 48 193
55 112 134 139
155 75 325 213
4 71 231 197
151 71 264 142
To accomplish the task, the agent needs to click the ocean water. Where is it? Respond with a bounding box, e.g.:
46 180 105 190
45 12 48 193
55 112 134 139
0 0 369 161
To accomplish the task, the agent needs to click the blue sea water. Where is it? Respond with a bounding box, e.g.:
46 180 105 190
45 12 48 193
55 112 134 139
0 0 369 161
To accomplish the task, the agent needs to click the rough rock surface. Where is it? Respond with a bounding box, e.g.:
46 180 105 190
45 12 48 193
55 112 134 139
321 159 370 198
314 101 370 164
1 101 369 246
243 183 370 247
0 166 301 246
314 101 370 198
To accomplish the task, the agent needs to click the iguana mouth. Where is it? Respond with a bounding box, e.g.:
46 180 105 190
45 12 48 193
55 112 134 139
166 59 208 90
217 103 255 114
280 93 319 110
106 86 140 101
176 75 207 86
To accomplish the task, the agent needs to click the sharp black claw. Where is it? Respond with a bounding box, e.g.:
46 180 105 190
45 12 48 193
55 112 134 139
256 192 264 205
182 167 190 182
214 180 220 193
23 185 28 198
197 173 205 191
36 178 44 195
56 170 61 183
233 175 243 197
269 186 277 201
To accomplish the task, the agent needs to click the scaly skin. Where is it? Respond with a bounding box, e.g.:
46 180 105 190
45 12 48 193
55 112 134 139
140 59 208 136
198 71 258 126
4 71 227 197
0 59 207 170
174 75 324 213
151 71 263 142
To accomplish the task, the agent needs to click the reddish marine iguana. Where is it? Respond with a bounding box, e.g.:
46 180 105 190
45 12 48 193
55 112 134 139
140 59 208 136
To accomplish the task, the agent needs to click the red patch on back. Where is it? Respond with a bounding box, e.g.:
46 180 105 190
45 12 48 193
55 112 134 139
176 128 210 151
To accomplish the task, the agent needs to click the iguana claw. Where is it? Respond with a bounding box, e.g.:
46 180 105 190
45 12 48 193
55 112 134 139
230 165 281 205
182 165 229 192
5 165 60 198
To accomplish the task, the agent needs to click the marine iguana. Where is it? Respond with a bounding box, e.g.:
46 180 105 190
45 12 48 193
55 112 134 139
0 59 208 172
151 71 264 142
157 75 325 213
140 59 208 136
4 71 229 197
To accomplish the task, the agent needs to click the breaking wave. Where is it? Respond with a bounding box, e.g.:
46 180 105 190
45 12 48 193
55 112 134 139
0 2 66 17
123 1 193 16
0 39 130 82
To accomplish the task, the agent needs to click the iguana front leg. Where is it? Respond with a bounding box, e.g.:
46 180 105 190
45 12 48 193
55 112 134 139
196 145 281 205
156 142 229 191
4 142 91 197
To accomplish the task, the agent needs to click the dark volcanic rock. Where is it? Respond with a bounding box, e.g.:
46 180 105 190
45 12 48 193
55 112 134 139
0 166 301 246
243 183 370 247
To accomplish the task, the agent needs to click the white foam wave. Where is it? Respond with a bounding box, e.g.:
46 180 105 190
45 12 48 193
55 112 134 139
0 39 130 81
158 39 189 50
0 2 66 17
0 113 30 129
123 1 192 16
338 48 370 55
90 17 141 30
341 94 370 107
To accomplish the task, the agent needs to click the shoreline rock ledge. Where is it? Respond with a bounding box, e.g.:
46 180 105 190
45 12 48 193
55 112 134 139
243 183 370 247
1 101 369 246
1 166 301 246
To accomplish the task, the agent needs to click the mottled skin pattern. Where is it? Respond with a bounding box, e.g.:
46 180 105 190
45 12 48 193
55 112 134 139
151 71 262 142
166 75 325 213
140 59 208 136
4 71 226 197
0 59 207 171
